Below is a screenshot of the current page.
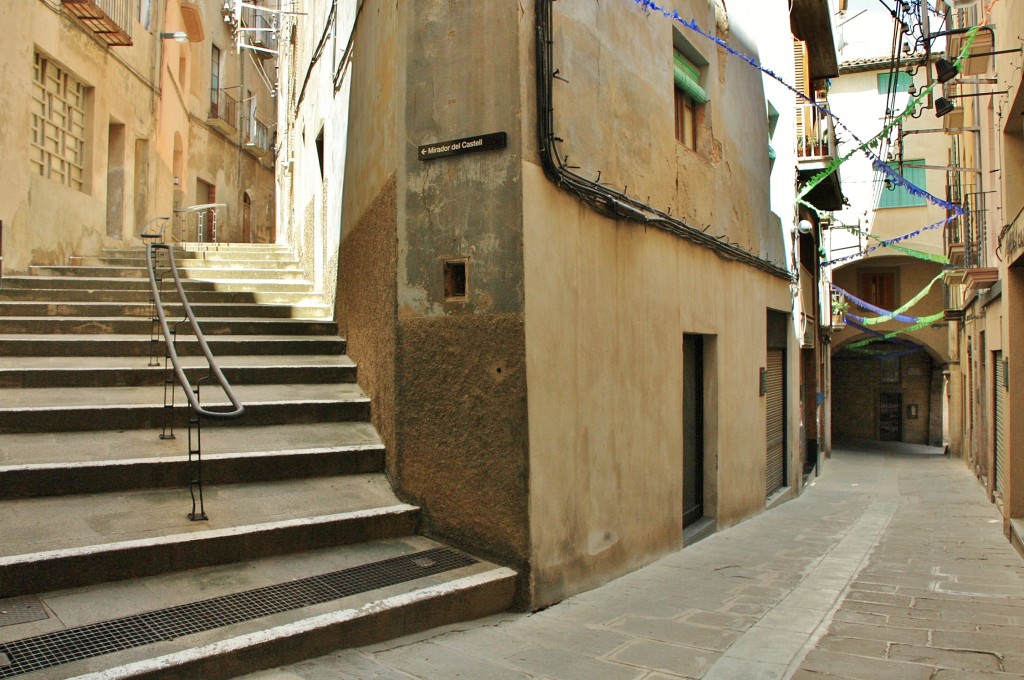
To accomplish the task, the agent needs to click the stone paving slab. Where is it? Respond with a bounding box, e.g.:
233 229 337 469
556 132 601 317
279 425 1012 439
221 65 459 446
244 443 1024 680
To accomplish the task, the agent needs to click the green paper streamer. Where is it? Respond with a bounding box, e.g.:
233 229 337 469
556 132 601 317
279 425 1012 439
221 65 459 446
797 26 981 201
844 312 945 350
856 272 944 325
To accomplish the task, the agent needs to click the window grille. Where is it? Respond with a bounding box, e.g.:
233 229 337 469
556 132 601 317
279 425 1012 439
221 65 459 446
30 52 87 191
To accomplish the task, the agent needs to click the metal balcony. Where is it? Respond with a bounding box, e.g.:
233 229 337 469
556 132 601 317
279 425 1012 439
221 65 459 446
244 112 275 158
208 89 239 136
796 102 844 211
61 0 132 47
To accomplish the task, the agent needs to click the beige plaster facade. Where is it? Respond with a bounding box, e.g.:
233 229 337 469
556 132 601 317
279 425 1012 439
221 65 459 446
936 0 1024 551
0 0 275 275
311 0 832 610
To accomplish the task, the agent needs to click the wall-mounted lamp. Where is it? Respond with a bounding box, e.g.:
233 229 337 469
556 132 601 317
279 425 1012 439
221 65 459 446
160 31 189 43
796 219 814 235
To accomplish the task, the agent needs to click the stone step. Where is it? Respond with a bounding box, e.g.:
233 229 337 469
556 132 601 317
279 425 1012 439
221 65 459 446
0 286 329 308
29 265 308 281
0 275 316 294
0 300 332 319
147 242 293 253
0 475 417 596
0 381 370 433
0 354 357 388
72 256 303 269
0 537 515 680
0 333 345 357
0 315 339 336
0 421 384 498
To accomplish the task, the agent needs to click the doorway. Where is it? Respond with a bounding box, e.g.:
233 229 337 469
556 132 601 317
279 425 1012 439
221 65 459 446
683 334 705 529
106 122 126 239
242 192 252 243
879 392 902 441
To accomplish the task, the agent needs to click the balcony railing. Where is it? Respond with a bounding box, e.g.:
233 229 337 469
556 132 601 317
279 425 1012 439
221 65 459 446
795 103 837 163
795 100 843 211
208 89 239 135
62 0 133 46
244 112 274 155
240 4 279 57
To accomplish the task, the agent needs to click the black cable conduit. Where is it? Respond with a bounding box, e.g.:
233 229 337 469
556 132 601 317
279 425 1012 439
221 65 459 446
535 0 793 281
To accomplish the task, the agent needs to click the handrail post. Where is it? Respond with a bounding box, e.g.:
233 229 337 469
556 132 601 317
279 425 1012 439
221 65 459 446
187 385 207 521
142 207 243 521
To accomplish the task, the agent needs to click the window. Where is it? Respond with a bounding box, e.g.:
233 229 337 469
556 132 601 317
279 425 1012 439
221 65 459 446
876 71 914 94
31 52 88 191
877 159 927 209
210 45 221 118
138 0 152 30
673 46 707 150
860 271 896 310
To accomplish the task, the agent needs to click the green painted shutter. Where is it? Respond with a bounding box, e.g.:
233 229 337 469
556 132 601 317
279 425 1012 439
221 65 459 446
674 51 708 105
878 159 928 209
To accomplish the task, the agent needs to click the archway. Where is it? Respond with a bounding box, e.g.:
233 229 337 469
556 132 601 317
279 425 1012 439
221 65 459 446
832 337 945 446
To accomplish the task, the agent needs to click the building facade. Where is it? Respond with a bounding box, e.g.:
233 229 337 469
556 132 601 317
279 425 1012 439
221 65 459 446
825 43 952 447
935 0 1024 554
0 0 275 274
279 0 842 609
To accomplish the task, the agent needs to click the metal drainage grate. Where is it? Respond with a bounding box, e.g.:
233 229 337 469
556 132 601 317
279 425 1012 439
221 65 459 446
0 547 475 678
0 598 48 629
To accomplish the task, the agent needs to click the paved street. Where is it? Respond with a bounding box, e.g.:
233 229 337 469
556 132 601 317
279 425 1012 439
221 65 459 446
246 442 1024 680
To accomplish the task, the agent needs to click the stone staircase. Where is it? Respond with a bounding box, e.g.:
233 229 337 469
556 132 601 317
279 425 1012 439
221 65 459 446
0 243 515 679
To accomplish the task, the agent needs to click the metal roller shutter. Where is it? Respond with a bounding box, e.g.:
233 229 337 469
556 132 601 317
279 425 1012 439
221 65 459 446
766 349 786 496
994 351 1006 496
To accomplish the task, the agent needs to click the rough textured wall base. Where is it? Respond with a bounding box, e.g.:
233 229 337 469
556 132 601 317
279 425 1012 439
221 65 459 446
395 312 530 607
337 176 398 461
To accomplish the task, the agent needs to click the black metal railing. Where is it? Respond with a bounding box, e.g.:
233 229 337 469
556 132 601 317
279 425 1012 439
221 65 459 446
209 88 239 130
140 215 244 520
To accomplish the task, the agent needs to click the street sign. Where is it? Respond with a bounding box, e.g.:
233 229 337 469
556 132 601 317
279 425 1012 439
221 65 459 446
418 132 507 161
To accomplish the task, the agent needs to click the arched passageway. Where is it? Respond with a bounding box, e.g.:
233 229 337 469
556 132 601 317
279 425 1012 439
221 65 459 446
832 339 944 447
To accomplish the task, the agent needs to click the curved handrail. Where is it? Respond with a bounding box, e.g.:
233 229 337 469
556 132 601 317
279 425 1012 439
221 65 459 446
142 231 244 421
139 215 172 240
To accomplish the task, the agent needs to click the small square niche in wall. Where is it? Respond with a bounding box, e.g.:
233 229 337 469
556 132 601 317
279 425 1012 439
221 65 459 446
444 260 467 301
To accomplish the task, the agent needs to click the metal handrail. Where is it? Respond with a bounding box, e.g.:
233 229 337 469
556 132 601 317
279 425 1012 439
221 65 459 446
173 203 226 244
141 235 244 421
141 215 243 520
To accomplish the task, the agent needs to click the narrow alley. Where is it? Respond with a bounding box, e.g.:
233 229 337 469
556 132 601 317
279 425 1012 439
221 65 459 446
246 443 1024 680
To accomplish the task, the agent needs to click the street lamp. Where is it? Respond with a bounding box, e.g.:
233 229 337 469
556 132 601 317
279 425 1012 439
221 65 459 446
160 31 189 43
934 58 959 84
935 97 956 117
934 90 1010 118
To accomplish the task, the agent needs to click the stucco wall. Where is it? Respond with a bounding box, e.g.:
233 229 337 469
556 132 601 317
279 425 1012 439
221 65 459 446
336 0 400 457
391 0 531 597
517 1 799 607
523 165 795 606
0 3 160 271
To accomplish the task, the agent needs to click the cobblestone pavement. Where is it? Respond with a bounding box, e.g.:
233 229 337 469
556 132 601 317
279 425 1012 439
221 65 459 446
245 442 1024 680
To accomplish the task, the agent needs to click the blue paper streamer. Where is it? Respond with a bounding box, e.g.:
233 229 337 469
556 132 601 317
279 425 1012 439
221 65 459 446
629 0 963 215
823 215 959 268
834 285 922 323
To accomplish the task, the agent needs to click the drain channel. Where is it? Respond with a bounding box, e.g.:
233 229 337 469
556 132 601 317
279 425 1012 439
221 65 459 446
0 547 475 678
